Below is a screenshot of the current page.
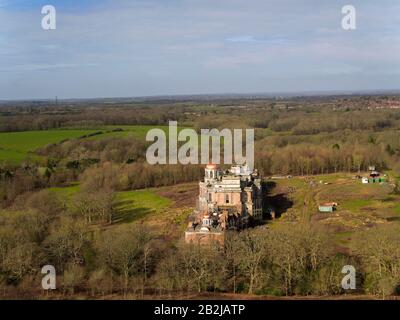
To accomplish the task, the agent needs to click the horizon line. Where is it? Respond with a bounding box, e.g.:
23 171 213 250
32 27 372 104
1 88 400 103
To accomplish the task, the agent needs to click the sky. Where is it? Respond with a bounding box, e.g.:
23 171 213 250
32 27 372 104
1 0 400 100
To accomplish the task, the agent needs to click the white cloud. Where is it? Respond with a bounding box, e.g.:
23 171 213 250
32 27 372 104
225 36 288 45
0 63 99 72
0 0 400 99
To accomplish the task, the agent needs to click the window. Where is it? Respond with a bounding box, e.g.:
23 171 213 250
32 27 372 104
225 194 229 204
208 193 212 201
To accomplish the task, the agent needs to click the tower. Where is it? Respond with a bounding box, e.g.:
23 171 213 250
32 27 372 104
204 164 219 184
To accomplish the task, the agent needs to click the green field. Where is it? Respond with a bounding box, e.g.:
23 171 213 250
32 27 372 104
48 185 172 223
0 130 99 153
0 125 185 165
341 199 374 212
0 129 100 164
0 149 28 164
48 183 81 198
267 173 400 249
113 190 172 223
100 125 174 139
87 125 188 141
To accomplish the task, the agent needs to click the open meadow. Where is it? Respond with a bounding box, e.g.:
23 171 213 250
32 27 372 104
0 125 174 165
266 173 400 252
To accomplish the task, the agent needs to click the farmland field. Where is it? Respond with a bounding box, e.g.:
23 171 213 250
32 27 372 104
0 125 182 164
0 129 99 164
98 125 174 140
0 149 28 164
0 130 99 152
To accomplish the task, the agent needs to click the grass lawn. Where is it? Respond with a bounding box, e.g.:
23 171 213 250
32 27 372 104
0 129 100 164
47 185 172 224
341 199 374 212
266 173 400 252
48 184 81 210
0 149 29 164
48 184 81 198
333 231 354 246
0 130 100 153
0 125 189 164
269 172 400 227
89 125 188 140
113 190 172 223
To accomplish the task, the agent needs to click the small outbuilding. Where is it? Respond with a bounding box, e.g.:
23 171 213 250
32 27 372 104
362 176 386 184
318 202 337 213
369 177 386 183
370 171 380 178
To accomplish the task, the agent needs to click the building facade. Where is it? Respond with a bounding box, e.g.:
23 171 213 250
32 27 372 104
185 164 265 244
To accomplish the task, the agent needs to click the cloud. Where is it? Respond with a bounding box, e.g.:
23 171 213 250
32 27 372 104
0 63 99 72
225 35 288 45
0 0 400 99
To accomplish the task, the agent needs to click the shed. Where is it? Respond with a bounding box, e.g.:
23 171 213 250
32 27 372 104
370 171 380 178
318 202 337 213
369 177 386 183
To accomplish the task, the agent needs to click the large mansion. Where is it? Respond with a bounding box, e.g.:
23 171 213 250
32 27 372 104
185 164 265 244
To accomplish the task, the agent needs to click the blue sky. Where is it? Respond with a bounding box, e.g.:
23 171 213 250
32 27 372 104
1 0 400 99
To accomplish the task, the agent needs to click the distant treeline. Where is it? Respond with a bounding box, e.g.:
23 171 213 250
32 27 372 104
1 95 400 205
1 95 399 132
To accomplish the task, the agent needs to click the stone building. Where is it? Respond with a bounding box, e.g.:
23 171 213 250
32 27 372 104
185 164 265 244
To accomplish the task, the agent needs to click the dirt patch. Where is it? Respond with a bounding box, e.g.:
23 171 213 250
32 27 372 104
156 182 198 209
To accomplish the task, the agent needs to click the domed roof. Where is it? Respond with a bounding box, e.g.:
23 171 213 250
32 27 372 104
206 164 218 170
